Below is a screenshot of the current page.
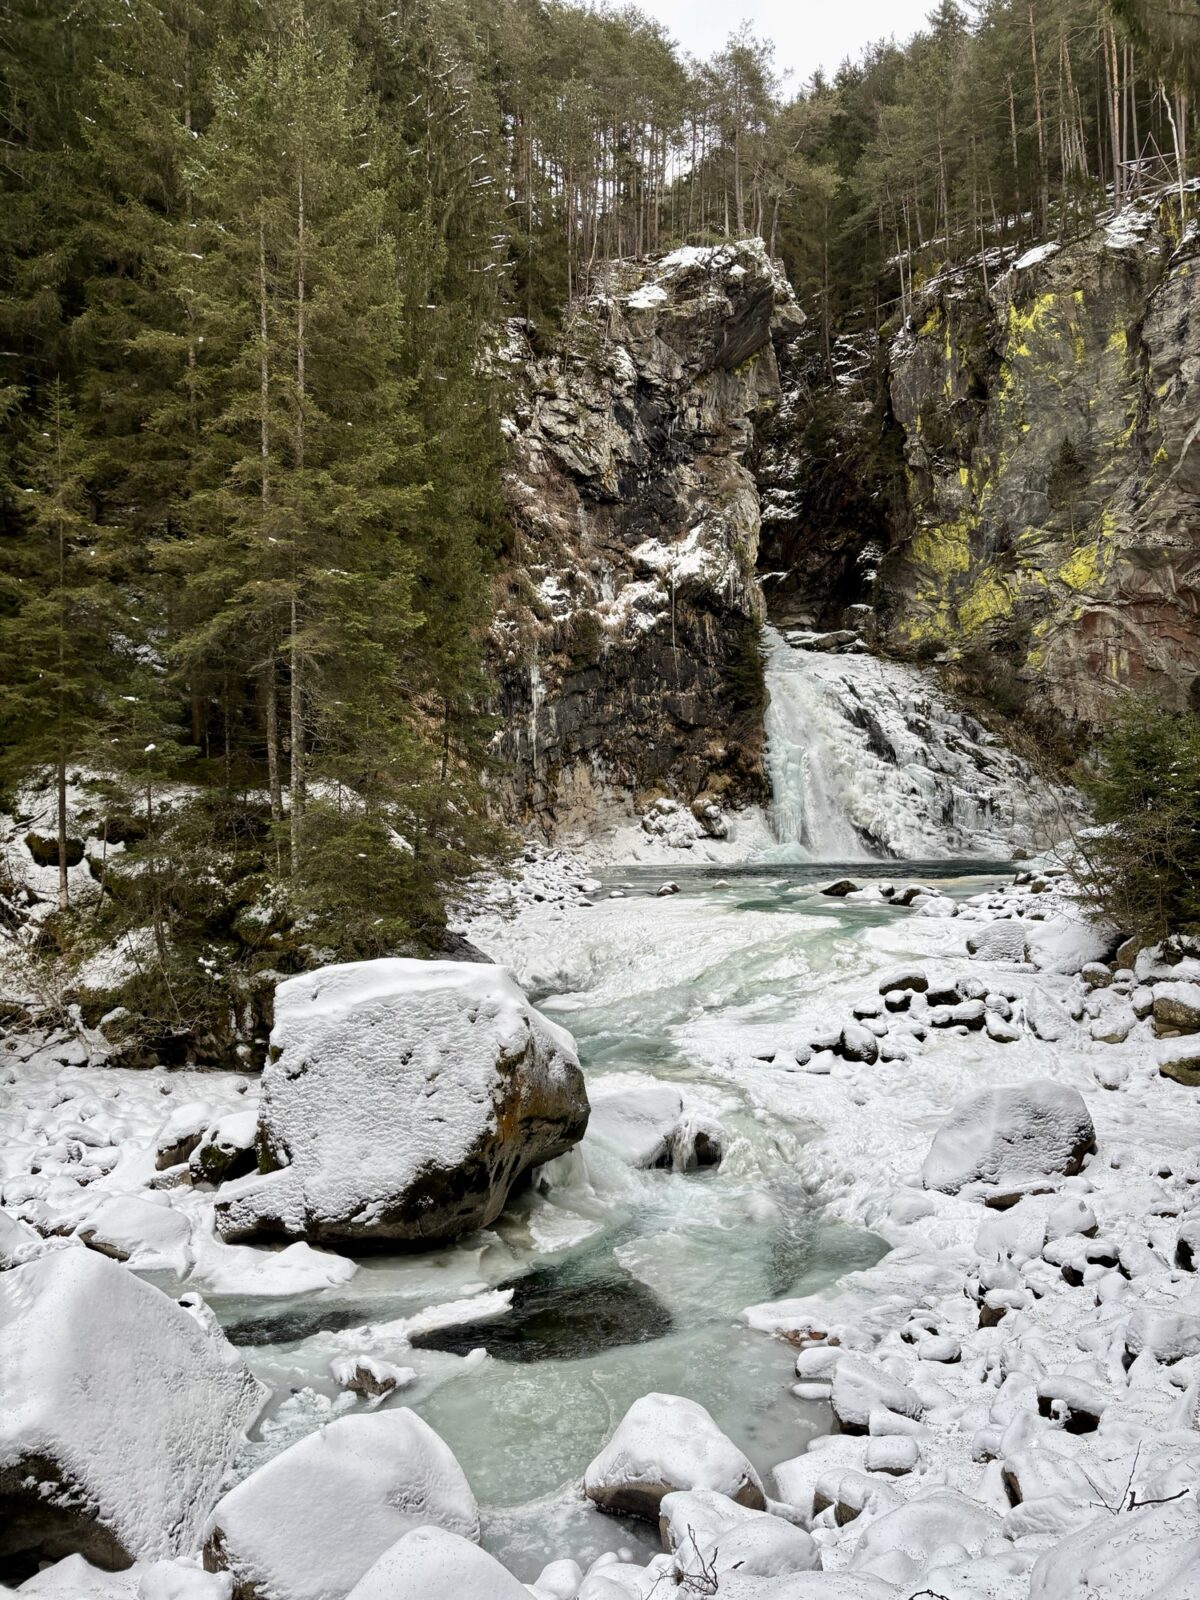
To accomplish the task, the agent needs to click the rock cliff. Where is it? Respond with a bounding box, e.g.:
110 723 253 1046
878 198 1200 724
495 240 803 841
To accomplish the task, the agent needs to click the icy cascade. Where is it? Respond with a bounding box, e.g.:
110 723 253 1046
762 625 1060 860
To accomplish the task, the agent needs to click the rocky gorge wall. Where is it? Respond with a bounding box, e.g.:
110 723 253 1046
493 240 803 841
877 198 1200 725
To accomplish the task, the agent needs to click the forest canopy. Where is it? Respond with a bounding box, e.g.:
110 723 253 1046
1 0 1196 1047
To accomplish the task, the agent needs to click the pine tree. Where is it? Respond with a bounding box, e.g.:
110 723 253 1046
0 382 131 906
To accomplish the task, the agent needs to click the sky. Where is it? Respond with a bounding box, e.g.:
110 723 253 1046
630 0 937 85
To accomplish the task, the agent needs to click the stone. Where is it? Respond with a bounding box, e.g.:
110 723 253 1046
830 1358 924 1434
1158 1036 1200 1087
876 968 928 994
189 1111 257 1186
203 1411 477 1600
1080 962 1114 989
822 880 861 897
0 1251 263 1574
1176 1217 1200 1272
586 1073 721 1170
883 989 911 1013
583 1393 765 1522
215 960 588 1248
967 922 1030 963
922 1081 1096 1194
342 1527 528 1600
839 1022 880 1064
1152 981 1200 1035
658 1489 819 1583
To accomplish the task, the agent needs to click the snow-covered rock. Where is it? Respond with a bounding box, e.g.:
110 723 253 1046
203 1410 477 1600
214 960 589 1246
1152 980 1200 1034
342 1526 528 1600
584 1393 765 1522
659 1488 819 1582
586 1074 721 1169
75 1195 191 1272
1027 1495 1200 1598
0 1250 264 1570
921 1081 1096 1194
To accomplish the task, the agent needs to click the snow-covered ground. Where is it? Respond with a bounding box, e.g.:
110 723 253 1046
4 845 1200 1598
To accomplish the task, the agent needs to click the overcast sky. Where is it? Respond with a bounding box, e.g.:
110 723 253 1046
629 0 938 85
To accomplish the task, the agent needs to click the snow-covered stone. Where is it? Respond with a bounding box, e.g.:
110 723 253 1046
584 1393 765 1521
586 1074 721 1169
342 1527 528 1600
847 1491 1003 1585
214 960 589 1246
1153 980 1200 1033
967 921 1030 962
830 1357 924 1433
203 1409 477 1600
659 1488 819 1582
75 1195 191 1272
1157 1035 1200 1086
0 1250 263 1570
1026 987 1071 1041
921 1081 1096 1194
1027 1495 1200 1598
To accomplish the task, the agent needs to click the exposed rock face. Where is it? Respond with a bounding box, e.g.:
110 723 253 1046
214 959 588 1248
879 201 1200 723
496 239 803 835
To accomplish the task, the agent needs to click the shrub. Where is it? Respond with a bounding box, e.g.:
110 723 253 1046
1077 697 1200 940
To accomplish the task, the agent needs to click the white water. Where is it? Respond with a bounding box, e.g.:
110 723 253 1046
761 625 1060 861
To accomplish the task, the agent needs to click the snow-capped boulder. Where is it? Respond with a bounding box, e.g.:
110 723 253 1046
0 1207 47 1270
848 1491 1003 1585
1025 987 1071 1041
342 1527 528 1600
659 1488 819 1582
75 1195 192 1273
921 1081 1096 1194
1157 1036 1200 1086
586 1074 721 1169
967 921 1030 962
830 1358 925 1434
584 1393 765 1521
1027 1494 1200 1598
189 1112 257 1186
0 1250 263 1572
203 1409 477 1600
214 960 589 1247
1153 980 1200 1034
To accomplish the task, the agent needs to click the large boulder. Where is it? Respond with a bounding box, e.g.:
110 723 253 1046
203 1410 477 1600
921 1080 1096 1194
584 1393 765 1522
343 1527 527 1600
215 960 588 1247
0 1251 264 1576
1152 980 1200 1035
659 1488 819 1583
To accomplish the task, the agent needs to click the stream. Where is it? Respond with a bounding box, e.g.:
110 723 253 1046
204 858 1010 1580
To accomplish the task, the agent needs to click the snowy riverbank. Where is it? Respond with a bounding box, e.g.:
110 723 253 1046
3 850 1200 1597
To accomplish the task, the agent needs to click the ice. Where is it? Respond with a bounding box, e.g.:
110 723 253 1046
203 1409 478 1600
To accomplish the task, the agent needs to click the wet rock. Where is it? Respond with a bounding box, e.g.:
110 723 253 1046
1175 1217 1200 1271
585 1393 765 1522
883 989 912 1013
329 1356 415 1399
410 1270 671 1364
822 880 861 898
215 960 588 1249
189 1111 257 1186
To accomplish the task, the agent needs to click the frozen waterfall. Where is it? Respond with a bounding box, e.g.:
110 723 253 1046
761 625 1060 861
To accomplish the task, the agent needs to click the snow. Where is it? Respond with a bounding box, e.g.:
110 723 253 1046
17 1556 232 1600
920 1080 1096 1193
660 1487 820 1581
0 1250 265 1565
203 1409 478 1600
214 958 585 1244
584 1392 765 1517
1014 241 1061 270
343 1526 529 1600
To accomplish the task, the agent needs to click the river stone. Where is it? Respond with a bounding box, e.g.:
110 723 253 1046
1152 981 1200 1035
921 1081 1096 1195
1158 1037 1200 1087
203 1410 478 1600
0 1250 264 1576
967 922 1030 963
877 969 928 995
584 1393 765 1522
214 959 588 1248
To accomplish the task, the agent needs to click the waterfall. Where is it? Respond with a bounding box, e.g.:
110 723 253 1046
761 625 1057 861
